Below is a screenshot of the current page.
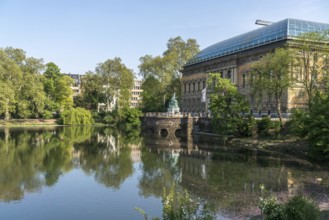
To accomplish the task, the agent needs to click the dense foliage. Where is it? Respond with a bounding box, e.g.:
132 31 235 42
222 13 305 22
207 73 252 136
99 107 142 131
291 31 329 110
257 117 281 137
59 107 93 125
136 183 215 220
0 47 73 120
289 90 329 158
259 195 320 220
0 46 139 127
251 48 294 125
139 36 199 112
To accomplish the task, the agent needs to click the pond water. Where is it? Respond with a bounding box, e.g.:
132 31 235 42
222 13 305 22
0 126 328 220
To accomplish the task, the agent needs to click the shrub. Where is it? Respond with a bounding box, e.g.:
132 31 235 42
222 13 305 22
42 110 54 119
162 184 214 220
284 195 320 220
259 195 320 220
136 184 215 220
286 108 309 137
259 197 285 220
237 115 257 137
257 117 281 137
59 107 93 125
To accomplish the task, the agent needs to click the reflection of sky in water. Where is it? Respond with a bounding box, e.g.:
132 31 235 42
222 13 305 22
0 127 329 219
0 165 162 220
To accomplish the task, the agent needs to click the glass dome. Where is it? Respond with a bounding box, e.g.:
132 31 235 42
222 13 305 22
185 18 329 66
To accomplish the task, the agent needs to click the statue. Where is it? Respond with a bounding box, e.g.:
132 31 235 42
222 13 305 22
167 93 180 114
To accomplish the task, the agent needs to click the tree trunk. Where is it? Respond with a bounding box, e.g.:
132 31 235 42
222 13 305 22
275 96 283 127
4 99 10 121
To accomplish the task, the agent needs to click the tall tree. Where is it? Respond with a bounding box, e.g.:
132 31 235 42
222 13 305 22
95 57 134 111
1 47 47 118
208 73 250 135
251 48 295 125
81 71 105 110
139 36 199 112
0 50 23 120
140 75 164 112
291 31 329 110
43 62 73 112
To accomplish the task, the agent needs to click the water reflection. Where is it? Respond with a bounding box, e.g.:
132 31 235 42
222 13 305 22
0 126 140 202
142 134 329 219
0 127 329 219
74 128 136 189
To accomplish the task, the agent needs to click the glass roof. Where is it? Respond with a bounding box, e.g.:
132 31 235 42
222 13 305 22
186 18 329 66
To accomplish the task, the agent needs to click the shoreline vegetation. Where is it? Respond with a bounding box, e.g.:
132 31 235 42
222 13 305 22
0 119 58 127
0 119 313 163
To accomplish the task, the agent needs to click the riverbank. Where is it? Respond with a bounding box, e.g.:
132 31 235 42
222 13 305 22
0 119 58 127
194 131 315 163
230 136 311 161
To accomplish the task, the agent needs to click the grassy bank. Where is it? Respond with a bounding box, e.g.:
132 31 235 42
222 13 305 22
0 119 58 127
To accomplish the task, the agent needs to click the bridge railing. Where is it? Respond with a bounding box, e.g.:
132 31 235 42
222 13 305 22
144 112 211 118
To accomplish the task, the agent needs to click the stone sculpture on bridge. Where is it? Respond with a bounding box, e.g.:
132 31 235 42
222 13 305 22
167 93 180 114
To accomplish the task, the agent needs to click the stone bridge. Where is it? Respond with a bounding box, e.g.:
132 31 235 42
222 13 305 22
141 112 212 138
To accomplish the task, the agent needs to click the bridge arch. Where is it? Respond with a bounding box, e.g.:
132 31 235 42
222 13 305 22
160 129 169 138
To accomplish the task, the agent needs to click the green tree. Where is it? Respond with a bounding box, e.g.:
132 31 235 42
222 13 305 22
2 47 46 118
141 75 165 112
0 49 23 119
291 31 329 110
43 62 73 112
303 91 329 157
95 57 134 111
0 81 16 120
139 37 199 112
81 71 105 110
59 107 93 125
251 48 295 125
208 73 250 135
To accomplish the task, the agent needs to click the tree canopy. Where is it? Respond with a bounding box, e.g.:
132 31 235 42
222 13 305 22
139 36 199 112
95 57 134 111
208 73 250 135
290 31 329 110
251 48 294 125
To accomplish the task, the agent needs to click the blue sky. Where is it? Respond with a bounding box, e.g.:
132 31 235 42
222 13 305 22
1 0 328 75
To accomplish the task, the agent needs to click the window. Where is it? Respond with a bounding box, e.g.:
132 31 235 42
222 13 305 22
193 83 195 92
184 84 186 93
198 82 200 91
227 70 231 79
242 74 246 88
202 81 206 89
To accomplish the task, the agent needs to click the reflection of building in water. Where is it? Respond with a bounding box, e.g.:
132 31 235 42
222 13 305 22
144 136 182 149
131 79 143 108
72 148 81 168
129 144 141 163
97 133 117 150
96 133 141 163
179 149 290 217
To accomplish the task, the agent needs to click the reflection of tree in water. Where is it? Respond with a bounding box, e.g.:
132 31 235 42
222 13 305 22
75 128 135 189
0 126 92 202
139 136 329 219
179 148 329 218
138 147 181 197
0 126 139 201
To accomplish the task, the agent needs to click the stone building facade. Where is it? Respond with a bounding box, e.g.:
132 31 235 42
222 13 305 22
64 73 82 96
181 18 329 116
130 79 143 108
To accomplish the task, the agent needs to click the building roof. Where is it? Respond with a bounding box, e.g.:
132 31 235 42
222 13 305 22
185 18 329 66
